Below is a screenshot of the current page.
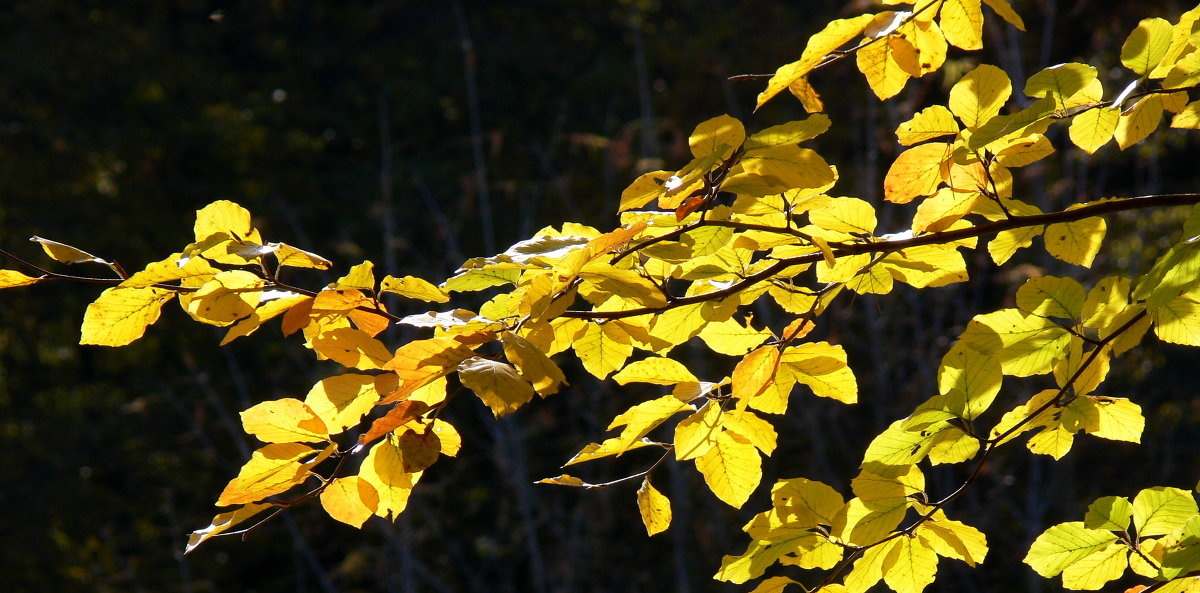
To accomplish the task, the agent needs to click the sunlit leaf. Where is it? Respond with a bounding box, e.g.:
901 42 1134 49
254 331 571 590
240 398 328 443
612 356 698 385
949 64 1011 128
186 503 273 554
941 0 984 50
1045 215 1106 268
30 236 109 265
1069 107 1120 154
380 274 449 303
696 430 762 508
216 442 328 506
320 476 379 528
884 143 951 203
80 286 175 346
0 269 42 288
637 477 672 536
1134 487 1199 537
1085 496 1133 531
458 357 535 417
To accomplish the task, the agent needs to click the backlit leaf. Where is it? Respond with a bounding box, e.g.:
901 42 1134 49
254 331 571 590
637 477 672 536
1016 275 1086 320
674 401 723 460
696 430 762 508
0 269 41 288
919 514 989 566
1026 63 1098 109
80 286 175 346
856 31 913 100
359 438 422 520
882 535 939 593
884 143 951 203
1134 487 1199 537
303 373 380 433
186 503 273 554
961 308 1071 376
1085 496 1133 531
564 436 651 466
608 395 691 454
457 357 535 417
1115 95 1165 149
690 114 744 159
733 346 781 401
311 327 393 370
216 442 327 506
1122 18 1175 76
320 476 379 528
612 356 698 385
380 275 449 303
1069 107 1120 154
240 398 328 443
949 64 1011 128
1024 521 1119 579
896 105 959 145
30 236 109 265
941 0 984 50
1045 215 1106 267
982 0 1025 30
756 15 875 110
574 321 634 379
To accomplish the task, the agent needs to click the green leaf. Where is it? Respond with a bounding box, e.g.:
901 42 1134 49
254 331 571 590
1134 487 1199 537
1024 521 1119 579
960 308 1071 376
1084 496 1133 531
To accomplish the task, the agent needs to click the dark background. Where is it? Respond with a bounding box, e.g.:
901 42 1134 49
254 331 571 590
1 1 1198 591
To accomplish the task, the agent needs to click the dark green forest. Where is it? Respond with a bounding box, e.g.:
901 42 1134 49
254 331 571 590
2 1 1198 592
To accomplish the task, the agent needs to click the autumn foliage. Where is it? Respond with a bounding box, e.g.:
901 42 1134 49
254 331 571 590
5 1 1200 592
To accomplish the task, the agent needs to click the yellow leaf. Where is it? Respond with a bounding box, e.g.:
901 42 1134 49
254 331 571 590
333 261 375 292
194 200 256 242
612 356 699 385
303 373 380 433
637 477 672 536
619 170 672 212
272 242 332 270
501 332 567 396
961 309 1071 376
216 442 327 506
788 75 825 113
988 225 1043 264
120 253 217 289
882 535 939 593
312 327 393 370
856 32 912 100
1171 100 1200 129
222 295 308 345
949 64 1012 128
564 436 651 466
748 576 801 593
1152 293 1200 346
1069 107 1120 154
722 410 778 455
834 496 908 546
690 114 745 159
919 514 989 566
1134 486 1198 537
1088 396 1145 443
379 275 449 303
695 430 762 508
319 476 379 528
744 114 832 150
241 398 328 443
80 286 175 346
843 538 900 593
937 342 1002 420
1115 95 1164 149
537 474 596 487
29 236 108 265
727 145 835 197
185 503 273 554
647 301 716 346
733 346 781 401
359 438 423 519
884 143 951 203
574 321 634 379
0 269 43 288
186 270 264 326
1025 63 1098 109
982 0 1025 30
898 17 948 76
698 316 771 356
393 427 441 472
783 342 858 403
1016 275 1086 320
579 265 668 308
940 0 983 49
1122 18 1175 76
896 105 959 146
457 356 535 417
810 197 878 236
1024 522 1121 583
608 395 691 454
913 187 978 233
674 401 723 460
1045 215 1106 268
852 464 925 502
755 15 874 110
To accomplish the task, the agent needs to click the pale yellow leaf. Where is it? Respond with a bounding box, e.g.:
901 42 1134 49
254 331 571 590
695 430 762 508
320 476 379 528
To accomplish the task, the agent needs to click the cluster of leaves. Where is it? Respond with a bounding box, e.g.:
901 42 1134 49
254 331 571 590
4 0 1200 591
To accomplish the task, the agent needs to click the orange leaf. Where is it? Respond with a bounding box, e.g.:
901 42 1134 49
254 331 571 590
358 401 431 447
